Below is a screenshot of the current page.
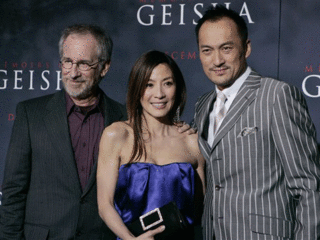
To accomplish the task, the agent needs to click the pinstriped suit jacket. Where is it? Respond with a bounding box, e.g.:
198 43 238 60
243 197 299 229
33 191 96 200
194 70 320 240
0 90 126 240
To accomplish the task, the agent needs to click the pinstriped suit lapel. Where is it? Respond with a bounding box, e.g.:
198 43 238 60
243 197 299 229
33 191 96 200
211 71 261 151
43 91 81 191
196 90 216 160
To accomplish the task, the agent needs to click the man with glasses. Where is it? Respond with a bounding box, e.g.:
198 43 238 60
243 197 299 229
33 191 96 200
0 25 125 240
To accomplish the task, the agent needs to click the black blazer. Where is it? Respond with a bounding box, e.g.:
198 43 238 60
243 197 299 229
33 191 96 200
0 90 127 240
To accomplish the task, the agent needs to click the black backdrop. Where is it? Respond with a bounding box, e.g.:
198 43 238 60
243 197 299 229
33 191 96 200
1 0 319 202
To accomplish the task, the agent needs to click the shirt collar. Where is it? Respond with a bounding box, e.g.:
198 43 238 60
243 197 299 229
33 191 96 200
65 93 75 116
65 90 103 116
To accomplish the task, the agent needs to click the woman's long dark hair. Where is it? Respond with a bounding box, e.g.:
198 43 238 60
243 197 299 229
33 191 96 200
126 50 186 164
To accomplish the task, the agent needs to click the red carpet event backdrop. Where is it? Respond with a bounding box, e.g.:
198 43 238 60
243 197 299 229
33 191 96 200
0 0 319 201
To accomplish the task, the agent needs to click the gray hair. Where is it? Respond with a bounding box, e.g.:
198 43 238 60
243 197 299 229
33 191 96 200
59 24 113 64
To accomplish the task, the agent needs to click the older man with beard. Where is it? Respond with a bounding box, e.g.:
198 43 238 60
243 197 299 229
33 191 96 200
0 24 126 240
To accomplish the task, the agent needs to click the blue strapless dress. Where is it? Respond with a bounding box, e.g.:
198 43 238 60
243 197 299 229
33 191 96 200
114 162 195 238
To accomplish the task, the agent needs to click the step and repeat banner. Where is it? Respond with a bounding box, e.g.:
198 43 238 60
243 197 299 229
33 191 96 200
0 0 319 200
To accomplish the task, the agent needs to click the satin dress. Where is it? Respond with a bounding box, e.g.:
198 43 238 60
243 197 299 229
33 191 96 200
114 162 195 239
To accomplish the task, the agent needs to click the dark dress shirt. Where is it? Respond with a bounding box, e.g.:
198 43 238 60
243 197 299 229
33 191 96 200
66 93 104 190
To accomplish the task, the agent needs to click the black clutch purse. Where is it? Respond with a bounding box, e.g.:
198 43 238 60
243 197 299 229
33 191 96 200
127 201 189 240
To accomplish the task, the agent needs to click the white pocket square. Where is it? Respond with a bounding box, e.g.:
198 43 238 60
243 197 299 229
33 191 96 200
238 126 258 137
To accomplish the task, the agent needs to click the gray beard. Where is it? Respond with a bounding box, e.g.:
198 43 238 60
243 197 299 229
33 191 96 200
62 80 97 100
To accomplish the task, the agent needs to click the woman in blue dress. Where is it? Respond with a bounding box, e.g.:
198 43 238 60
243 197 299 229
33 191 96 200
97 50 205 240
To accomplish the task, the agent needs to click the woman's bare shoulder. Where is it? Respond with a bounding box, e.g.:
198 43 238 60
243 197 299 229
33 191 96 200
102 121 133 143
182 131 198 146
184 132 204 161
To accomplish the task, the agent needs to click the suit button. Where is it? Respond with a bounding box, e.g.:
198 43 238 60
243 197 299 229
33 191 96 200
215 185 221 191
76 231 82 236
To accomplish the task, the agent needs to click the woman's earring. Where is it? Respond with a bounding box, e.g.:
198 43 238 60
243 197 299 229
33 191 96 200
173 106 180 123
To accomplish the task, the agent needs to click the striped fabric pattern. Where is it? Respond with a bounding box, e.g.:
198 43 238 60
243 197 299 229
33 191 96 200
194 71 320 240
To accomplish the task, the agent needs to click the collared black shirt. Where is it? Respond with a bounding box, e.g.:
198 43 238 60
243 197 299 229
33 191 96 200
66 93 104 190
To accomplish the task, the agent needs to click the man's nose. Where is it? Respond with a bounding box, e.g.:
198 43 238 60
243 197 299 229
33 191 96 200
69 63 81 78
212 51 225 66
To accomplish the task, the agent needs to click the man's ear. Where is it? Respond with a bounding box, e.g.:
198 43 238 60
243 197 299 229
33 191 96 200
100 62 111 77
245 39 251 59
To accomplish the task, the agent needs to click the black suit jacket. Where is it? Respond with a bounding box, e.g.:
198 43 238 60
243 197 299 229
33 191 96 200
0 90 127 240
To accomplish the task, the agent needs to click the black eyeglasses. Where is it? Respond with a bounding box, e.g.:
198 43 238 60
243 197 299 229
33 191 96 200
60 59 103 71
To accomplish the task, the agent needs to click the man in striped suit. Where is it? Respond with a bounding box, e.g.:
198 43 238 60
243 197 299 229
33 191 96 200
193 5 320 239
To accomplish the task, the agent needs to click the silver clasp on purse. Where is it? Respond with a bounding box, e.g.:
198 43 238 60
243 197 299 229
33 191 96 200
139 207 164 231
